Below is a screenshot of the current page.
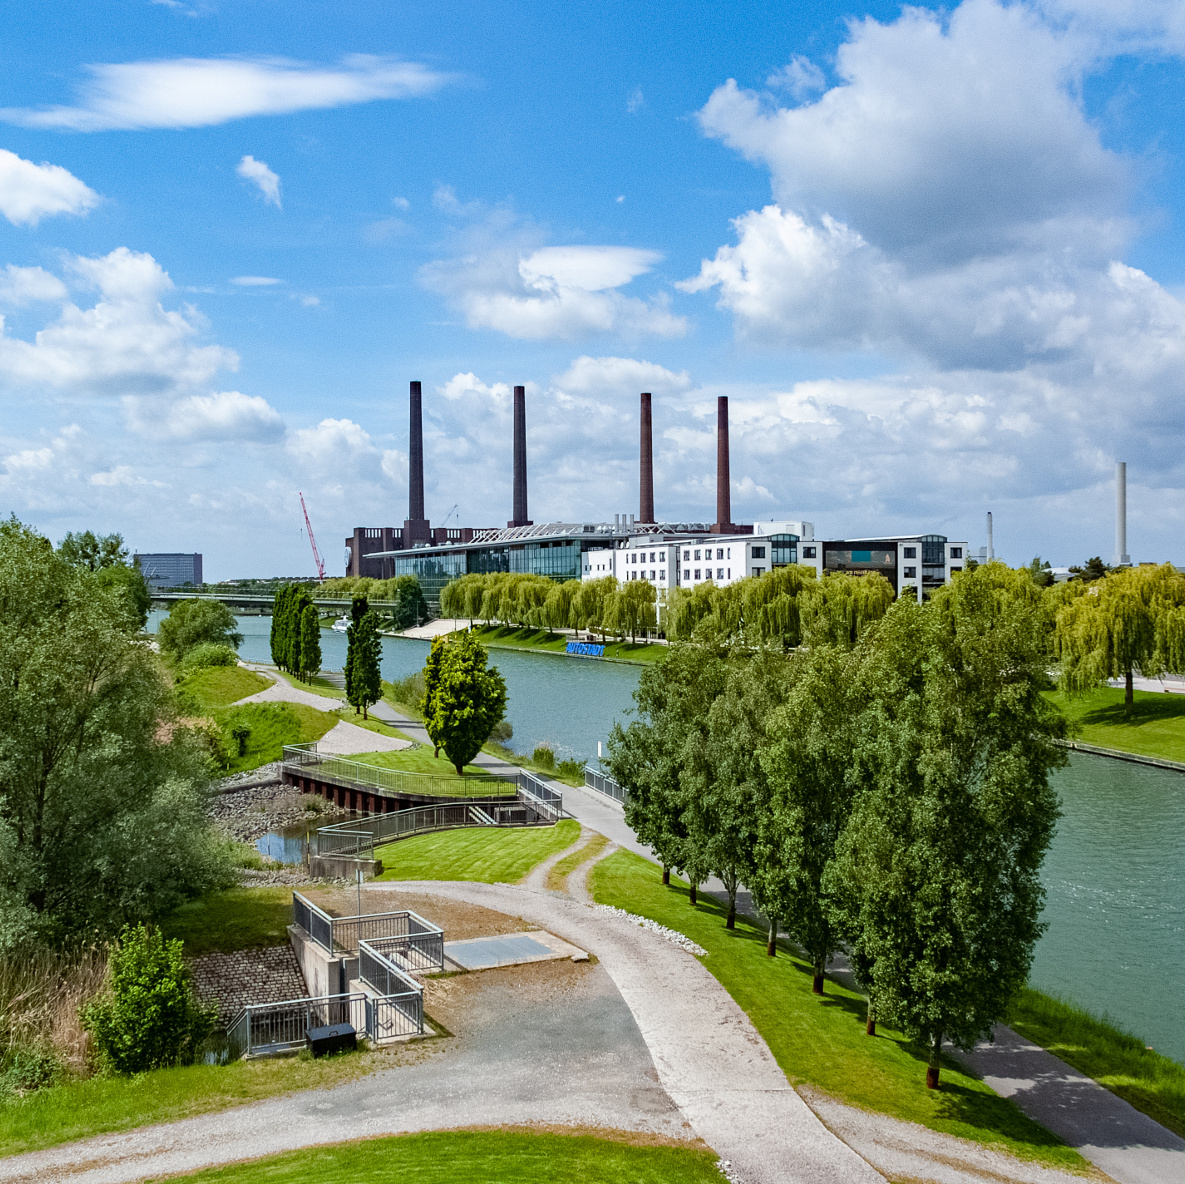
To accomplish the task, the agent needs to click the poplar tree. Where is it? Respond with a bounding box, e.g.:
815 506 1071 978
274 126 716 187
299 604 321 682
343 595 369 702
346 609 382 718
422 635 447 757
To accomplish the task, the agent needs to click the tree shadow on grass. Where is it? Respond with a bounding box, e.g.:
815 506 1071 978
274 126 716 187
1080 693 1185 728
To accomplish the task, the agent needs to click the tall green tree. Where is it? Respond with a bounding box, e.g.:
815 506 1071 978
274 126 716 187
1055 562 1185 714
758 644 858 991
299 604 322 682
421 632 507 775
343 595 369 701
0 519 229 947
421 635 448 757
830 564 1065 1087
57 530 128 571
799 571 894 648
346 610 382 719
156 599 243 663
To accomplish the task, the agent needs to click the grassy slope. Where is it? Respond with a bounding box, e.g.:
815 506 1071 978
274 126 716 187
1048 686 1185 762
349 747 486 777
1007 988 1185 1139
179 665 271 708
161 887 293 957
0 1053 385 1158
376 818 580 883
589 850 1087 1171
213 702 338 773
467 624 668 664
155 1130 723 1184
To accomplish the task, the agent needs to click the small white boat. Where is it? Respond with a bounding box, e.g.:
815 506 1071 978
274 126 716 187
331 616 349 633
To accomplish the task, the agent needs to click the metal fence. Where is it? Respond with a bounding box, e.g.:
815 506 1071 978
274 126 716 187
226 992 366 1057
292 891 334 951
282 743 514 801
516 770 565 821
358 937 430 1022
584 765 628 805
313 800 529 859
332 910 444 967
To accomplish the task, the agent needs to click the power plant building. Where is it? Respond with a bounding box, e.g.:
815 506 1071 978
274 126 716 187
346 383 966 611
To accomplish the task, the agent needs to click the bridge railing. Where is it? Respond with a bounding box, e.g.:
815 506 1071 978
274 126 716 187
516 770 565 821
282 743 513 801
584 765 628 805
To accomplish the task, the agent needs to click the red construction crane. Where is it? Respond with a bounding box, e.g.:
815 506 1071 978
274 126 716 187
299 492 326 582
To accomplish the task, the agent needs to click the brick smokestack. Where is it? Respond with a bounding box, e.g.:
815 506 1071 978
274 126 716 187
509 385 532 527
639 392 654 523
403 381 430 545
713 395 731 533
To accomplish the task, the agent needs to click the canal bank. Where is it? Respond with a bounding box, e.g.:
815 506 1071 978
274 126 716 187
149 610 1185 1066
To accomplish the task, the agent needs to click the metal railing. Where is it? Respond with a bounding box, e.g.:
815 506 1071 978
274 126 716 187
517 770 564 821
584 765 628 805
358 938 431 1013
282 743 514 801
313 800 526 859
226 992 366 1057
333 910 444 967
292 892 334 951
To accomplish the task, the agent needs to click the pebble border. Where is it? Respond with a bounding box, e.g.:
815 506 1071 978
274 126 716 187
590 904 708 957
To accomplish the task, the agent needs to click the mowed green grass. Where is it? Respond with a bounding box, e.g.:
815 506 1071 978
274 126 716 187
213 701 339 773
1048 686 1185 762
178 665 271 708
468 624 668 664
0 1051 383 1158
160 887 294 956
589 850 1087 1171
349 746 486 777
1007 987 1185 1139
376 819 580 883
155 1130 723 1184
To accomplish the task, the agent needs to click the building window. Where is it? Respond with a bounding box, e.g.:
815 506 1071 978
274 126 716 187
802 546 816 559
649 552 655 563
752 567 764 577
717 567 724 580
726 568 730 579
684 549 690 561
694 549 701 560
694 569 701 580
752 546 766 559
950 547 963 559
659 570 665 581
716 548 723 560
650 570 656 580
904 566 916 578
727 548 731 558
950 566 962 574
904 547 917 559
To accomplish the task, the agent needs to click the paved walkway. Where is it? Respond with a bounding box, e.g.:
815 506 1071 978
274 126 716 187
315 720 411 756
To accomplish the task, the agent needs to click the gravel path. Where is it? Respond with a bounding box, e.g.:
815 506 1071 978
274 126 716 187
315 720 412 755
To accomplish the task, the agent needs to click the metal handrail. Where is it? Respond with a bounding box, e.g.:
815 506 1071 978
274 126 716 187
292 891 334 952
282 743 514 801
584 765 628 805
226 992 367 1057
331 908 443 962
516 769 564 821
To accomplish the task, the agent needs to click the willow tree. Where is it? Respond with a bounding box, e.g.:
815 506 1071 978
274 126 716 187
1054 563 1185 714
800 571 894 649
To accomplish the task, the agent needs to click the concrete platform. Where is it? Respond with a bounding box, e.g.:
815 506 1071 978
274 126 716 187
443 929 587 971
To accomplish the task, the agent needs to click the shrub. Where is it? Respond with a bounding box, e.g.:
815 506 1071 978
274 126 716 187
179 643 238 673
157 599 243 662
229 722 252 757
557 759 583 781
488 719 513 743
1 1046 62 1096
531 744 555 770
81 925 214 1075
387 671 425 709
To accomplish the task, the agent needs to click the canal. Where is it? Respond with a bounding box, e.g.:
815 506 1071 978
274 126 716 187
153 611 1185 1064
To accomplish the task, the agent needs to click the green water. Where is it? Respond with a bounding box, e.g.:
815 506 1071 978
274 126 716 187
153 611 1185 1062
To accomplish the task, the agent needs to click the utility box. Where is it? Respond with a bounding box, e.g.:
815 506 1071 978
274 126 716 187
306 1022 357 1058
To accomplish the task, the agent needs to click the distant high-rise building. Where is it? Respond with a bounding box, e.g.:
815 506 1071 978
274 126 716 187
135 553 203 588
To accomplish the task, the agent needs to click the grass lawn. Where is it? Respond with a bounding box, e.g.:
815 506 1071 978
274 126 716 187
1007 987 1185 1139
0 1049 389 1158
178 665 271 708
589 850 1088 1171
1047 686 1185 763
349 746 486 778
155 1130 723 1184
547 832 609 891
161 887 294 956
213 702 339 773
375 818 580 883
468 624 668 664
332 710 416 743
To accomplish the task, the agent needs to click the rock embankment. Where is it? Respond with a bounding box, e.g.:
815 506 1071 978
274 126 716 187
209 773 347 844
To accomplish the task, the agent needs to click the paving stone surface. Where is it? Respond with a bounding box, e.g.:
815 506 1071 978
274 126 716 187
190 946 307 1022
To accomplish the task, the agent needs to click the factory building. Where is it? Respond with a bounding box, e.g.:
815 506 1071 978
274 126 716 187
135 552 203 588
345 382 965 612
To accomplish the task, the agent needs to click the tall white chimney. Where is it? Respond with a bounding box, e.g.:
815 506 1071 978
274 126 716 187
987 511 994 562
1116 462 1131 566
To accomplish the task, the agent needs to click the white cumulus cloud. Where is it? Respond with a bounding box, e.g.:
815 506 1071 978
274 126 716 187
236 155 281 208
0 265 67 306
0 148 100 226
0 54 457 131
125 390 284 442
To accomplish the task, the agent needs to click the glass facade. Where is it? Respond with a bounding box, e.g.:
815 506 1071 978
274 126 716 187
767 533 799 568
509 538 582 579
393 551 468 609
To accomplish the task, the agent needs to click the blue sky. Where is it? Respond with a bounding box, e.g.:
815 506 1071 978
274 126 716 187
3 0 1185 578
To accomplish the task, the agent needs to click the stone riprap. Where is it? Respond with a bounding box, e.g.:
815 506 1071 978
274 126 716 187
191 946 308 1023
209 782 347 844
